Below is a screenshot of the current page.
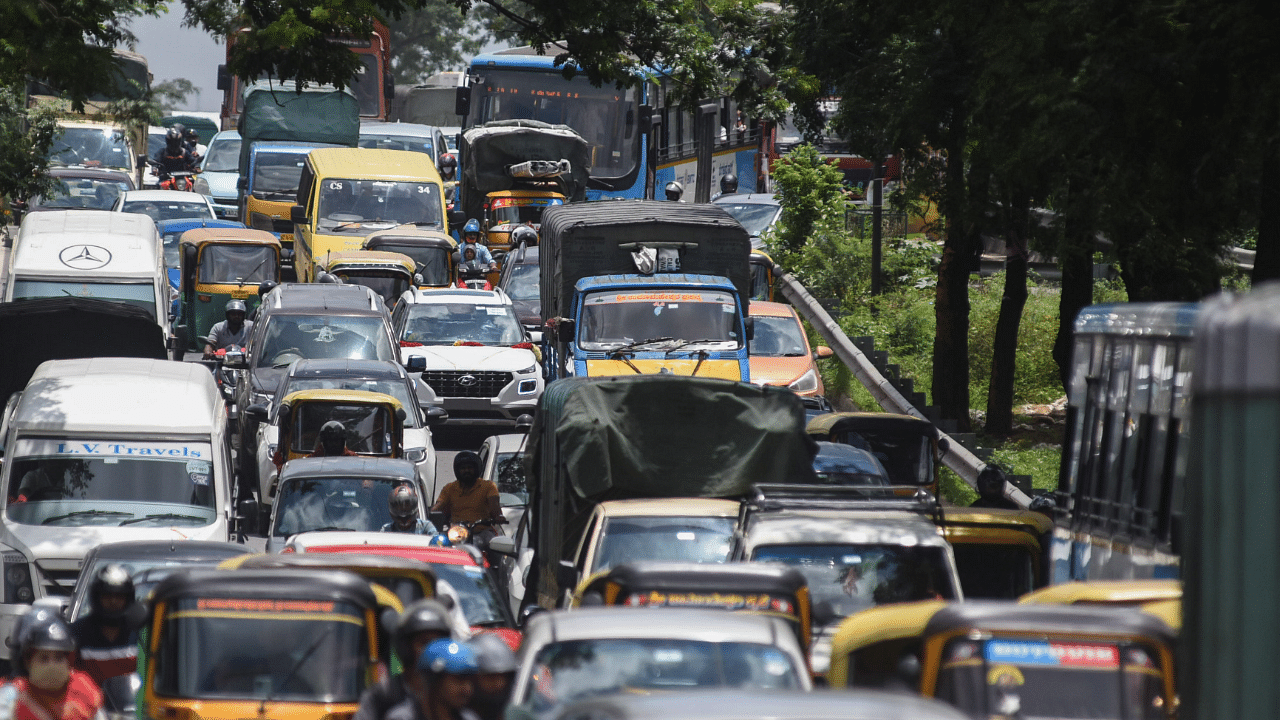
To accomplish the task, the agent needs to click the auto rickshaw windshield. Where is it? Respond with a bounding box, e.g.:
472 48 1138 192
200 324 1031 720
334 270 409 307
836 428 933 486
291 404 392 455
198 244 278 284
373 244 450 286
154 596 368 702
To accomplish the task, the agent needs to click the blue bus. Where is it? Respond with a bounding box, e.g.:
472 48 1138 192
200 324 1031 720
462 47 763 201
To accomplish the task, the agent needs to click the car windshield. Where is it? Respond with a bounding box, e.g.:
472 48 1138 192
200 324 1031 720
318 179 443 234
36 176 129 210
154 596 368 702
272 476 409 536
359 134 434 157
49 127 132 171
198 244 278 284
522 639 800 712
491 452 528 506
5 440 216 527
202 136 242 173
502 262 539 302
368 243 451 286
490 197 561 226
749 315 809 357
592 516 736 573
400 303 525 346
579 290 742 351
251 151 310 199
10 280 156 319
717 202 779 237
935 638 1169 720
258 314 395 367
289 403 395 456
428 562 507 627
281 377 419 428
121 199 213 222
750 543 954 622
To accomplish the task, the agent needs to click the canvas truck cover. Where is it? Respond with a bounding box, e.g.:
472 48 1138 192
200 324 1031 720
461 120 590 200
539 201 752 322
237 81 360 176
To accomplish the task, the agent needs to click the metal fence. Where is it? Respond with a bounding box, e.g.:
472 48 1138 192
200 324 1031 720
844 207 909 241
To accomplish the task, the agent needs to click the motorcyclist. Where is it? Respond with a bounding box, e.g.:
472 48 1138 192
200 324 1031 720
68 564 141 686
381 485 438 535
1 616 103 720
438 154 457 182
386 639 481 720
664 181 684 202
711 173 738 200
456 247 490 288
431 452 503 531
181 126 204 162
353 599 455 720
467 634 517 720
509 225 537 249
152 127 196 185
203 299 253 359
969 465 1021 510
459 220 496 271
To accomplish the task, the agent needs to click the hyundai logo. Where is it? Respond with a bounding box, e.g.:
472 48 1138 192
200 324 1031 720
58 244 112 270
458 374 479 387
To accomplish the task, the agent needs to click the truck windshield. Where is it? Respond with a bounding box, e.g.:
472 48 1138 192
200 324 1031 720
10 280 156 320
400 304 524 346
251 151 310 199
154 596 367 701
5 440 216 527
318 179 443 234
272 476 405 537
198 244 278 284
490 197 561 226
579 290 742 351
49 127 132 172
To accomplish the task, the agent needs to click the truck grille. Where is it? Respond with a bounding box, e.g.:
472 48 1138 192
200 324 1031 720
38 568 81 597
422 371 512 398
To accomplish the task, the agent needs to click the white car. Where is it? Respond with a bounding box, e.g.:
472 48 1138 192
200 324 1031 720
193 129 242 220
393 288 543 427
113 189 217 223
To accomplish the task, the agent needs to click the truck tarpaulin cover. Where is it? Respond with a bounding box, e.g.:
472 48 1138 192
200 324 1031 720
0 297 168 402
237 80 360 176
540 375 817 500
539 201 752 322
461 120 590 200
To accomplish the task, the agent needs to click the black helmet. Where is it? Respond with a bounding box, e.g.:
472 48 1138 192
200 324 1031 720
182 126 198 142
165 127 182 151
257 280 278 298
319 421 346 452
454 450 481 475
664 181 683 201
225 299 247 319
389 485 418 520
470 632 518 674
8 607 62 674
510 225 537 248
20 616 76 661
719 173 738 193
394 599 452 665
89 563 135 621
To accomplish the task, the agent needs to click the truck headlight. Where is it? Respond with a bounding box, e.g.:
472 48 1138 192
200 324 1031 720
788 368 819 393
405 447 427 463
4 554 34 604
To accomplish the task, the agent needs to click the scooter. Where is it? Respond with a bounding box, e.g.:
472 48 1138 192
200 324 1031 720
457 261 493 291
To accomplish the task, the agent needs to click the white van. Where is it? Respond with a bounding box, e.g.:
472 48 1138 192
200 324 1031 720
5 211 172 339
0 358 235 658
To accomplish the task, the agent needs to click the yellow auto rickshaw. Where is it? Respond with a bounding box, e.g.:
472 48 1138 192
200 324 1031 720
482 189 564 255
1019 580 1182 631
940 506 1054 599
139 568 380 720
807 412 946 496
316 250 417 309
270 389 407 468
363 226 458 288
749 248 776 301
178 228 282 352
827 600 1179 719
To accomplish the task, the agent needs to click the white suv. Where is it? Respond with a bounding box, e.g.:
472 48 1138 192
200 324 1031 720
394 287 543 426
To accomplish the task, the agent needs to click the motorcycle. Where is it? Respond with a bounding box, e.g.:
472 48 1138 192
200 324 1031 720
457 260 493 291
160 170 196 192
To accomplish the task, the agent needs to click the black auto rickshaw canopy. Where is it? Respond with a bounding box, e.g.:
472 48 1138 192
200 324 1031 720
806 412 943 491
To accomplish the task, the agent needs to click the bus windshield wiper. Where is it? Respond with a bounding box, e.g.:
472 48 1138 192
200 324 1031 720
41 510 133 525
118 512 206 525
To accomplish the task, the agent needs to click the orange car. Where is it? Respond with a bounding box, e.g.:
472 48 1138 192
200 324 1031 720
747 301 832 396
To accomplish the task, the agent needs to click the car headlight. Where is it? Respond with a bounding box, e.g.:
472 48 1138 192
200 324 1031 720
788 368 819 393
405 447 427 463
517 364 537 374
4 553 35 604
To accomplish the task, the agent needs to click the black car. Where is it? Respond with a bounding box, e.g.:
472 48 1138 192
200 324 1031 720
497 243 540 338
66 540 250 621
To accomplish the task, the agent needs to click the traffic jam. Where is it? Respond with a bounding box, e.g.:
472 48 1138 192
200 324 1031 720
0 40 1206 720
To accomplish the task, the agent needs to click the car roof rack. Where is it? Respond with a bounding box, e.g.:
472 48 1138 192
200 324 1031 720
741 483 943 524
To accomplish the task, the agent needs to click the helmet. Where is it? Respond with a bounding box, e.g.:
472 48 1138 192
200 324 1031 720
664 181 683 201
394 599 452 665
428 533 452 547
470 633 518 674
8 607 62 674
439 154 457 169
719 173 738 193
389 485 418 520
89 563 135 621
419 638 480 676
510 225 537 248
319 420 346 450
171 123 186 136
257 280 278 298
165 127 182 151
182 126 198 142
225 299 247 318
453 450 481 475
463 219 481 236
19 617 76 661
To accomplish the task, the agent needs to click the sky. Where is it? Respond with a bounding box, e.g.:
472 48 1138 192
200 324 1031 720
126 12 226 113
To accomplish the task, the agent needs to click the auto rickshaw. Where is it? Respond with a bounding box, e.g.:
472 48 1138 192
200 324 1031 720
316 250 417 309
1019 580 1182 631
939 506 1054 599
807 412 947 496
481 189 564 255
178 227 283 351
138 568 380 720
571 561 812 658
749 249 776 301
827 601 1179 720
268 389 407 468
363 226 457 288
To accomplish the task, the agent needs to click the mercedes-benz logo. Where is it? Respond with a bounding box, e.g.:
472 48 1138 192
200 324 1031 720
58 244 112 270
458 374 478 387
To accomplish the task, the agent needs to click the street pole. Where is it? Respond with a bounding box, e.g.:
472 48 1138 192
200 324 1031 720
870 159 883 296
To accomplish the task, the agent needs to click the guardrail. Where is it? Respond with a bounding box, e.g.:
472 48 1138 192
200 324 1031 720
775 264 1033 508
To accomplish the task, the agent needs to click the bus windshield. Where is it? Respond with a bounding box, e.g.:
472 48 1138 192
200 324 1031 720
469 68 641 182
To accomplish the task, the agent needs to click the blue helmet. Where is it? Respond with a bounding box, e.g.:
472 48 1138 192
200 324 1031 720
463 219 481 236
428 533 452 547
419 638 480 675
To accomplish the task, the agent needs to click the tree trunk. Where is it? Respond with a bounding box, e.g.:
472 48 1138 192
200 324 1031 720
1054 197 1095 392
1253 148 1280 284
931 124 972 431
985 194 1030 437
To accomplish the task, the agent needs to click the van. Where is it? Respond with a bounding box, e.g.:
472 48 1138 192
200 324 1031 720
5 211 172 341
240 141 338 251
0 357 236 661
291 148 450 282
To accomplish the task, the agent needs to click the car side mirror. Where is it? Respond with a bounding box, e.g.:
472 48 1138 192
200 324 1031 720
555 559 578 591
290 204 306 225
488 535 517 558
425 406 449 426
815 346 834 359
406 355 426 373
244 404 269 424
744 316 755 341
515 414 534 433
237 497 260 535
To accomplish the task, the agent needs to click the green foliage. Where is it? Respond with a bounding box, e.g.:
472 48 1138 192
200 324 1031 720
0 85 60 205
770 144 846 261
153 79 197 112
389 2 491 82
968 272 1065 409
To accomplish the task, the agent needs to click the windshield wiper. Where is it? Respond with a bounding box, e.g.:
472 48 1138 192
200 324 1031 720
664 338 725 353
608 337 674 355
118 512 206 526
261 623 335 713
41 510 133 525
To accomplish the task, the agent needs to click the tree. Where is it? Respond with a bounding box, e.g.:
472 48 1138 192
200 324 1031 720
388 2 491 83
770 144 846 263
153 79 198 112
0 85 61 206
